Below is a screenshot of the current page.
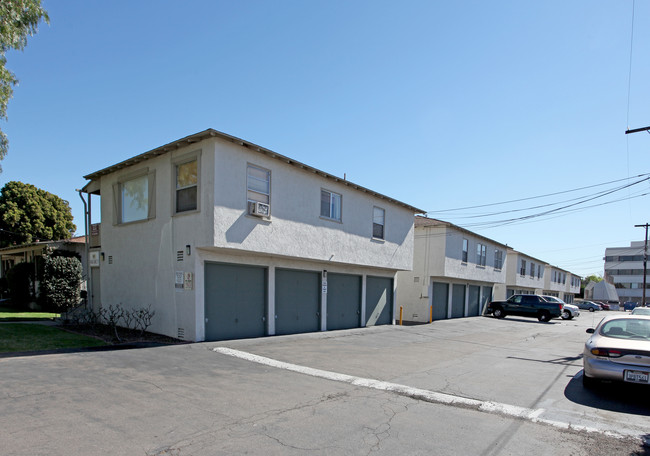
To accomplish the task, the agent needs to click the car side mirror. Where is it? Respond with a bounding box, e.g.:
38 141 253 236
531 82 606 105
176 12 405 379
586 328 595 334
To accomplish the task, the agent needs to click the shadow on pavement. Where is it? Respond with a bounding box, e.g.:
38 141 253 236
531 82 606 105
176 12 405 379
0 342 183 359
564 371 650 416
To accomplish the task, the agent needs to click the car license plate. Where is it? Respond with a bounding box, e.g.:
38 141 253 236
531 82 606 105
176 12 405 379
624 370 650 384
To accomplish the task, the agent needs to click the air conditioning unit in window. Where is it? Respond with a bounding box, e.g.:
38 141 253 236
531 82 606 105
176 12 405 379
248 201 270 217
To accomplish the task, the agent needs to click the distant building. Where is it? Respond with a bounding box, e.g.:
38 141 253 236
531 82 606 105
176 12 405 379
584 280 619 302
604 241 648 304
396 217 507 323
0 236 87 279
396 216 582 323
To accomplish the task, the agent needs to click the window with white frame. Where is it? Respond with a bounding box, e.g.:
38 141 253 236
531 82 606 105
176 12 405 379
494 249 503 270
537 265 542 279
462 239 468 263
372 206 385 239
476 243 486 266
247 164 271 205
320 189 341 221
175 159 198 213
529 262 535 278
520 259 526 276
114 170 155 224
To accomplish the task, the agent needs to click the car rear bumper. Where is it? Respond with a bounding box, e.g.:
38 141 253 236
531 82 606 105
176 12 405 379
584 357 650 382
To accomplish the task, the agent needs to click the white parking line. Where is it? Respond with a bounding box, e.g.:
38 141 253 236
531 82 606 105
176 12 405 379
213 347 639 442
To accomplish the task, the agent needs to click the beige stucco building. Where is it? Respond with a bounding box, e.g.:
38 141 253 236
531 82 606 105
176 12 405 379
82 129 423 341
396 217 508 323
397 217 583 323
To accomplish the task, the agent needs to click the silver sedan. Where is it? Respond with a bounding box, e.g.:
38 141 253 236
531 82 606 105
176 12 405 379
583 314 650 388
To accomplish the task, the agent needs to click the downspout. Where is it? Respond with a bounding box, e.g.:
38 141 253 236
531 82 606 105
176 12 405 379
77 189 91 309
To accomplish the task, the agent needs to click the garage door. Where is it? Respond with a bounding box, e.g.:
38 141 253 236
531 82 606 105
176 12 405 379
327 273 361 330
451 284 465 318
275 269 321 335
431 282 449 320
366 276 393 326
468 285 480 316
204 262 266 341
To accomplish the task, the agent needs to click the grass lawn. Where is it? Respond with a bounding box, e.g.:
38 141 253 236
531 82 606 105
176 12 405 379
0 306 60 321
0 323 107 353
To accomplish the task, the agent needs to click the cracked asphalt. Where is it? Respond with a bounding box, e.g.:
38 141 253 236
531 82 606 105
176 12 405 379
1 313 648 455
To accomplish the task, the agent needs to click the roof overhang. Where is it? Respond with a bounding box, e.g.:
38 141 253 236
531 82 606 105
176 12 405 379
82 129 426 214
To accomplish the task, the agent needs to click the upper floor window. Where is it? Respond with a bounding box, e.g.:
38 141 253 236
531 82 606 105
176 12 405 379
122 175 148 223
494 249 503 270
321 189 341 221
175 159 198 213
537 265 542 279
247 164 270 205
520 259 526 276
462 239 468 263
529 262 535 278
114 169 155 224
476 243 486 266
373 206 385 239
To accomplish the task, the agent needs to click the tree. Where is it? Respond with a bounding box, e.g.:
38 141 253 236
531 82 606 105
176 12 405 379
0 181 76 247
581 274 602 288
0 0 49 168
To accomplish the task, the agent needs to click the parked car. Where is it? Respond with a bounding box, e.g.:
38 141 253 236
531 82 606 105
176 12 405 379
583 314 650 387
486 294 563 322
631 307 650 316
576 300 602 312
542 296 579 320
597 302 610 310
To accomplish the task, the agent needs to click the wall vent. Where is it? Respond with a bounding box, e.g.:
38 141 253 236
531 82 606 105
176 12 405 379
177 251 184 261
177 328 185 339
414 277 420 283
108 256 113 264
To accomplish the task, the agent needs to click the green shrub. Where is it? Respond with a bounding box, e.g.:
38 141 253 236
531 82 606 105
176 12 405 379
41 255 82 311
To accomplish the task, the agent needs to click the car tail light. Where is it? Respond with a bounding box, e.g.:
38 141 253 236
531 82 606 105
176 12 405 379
590 348 623 358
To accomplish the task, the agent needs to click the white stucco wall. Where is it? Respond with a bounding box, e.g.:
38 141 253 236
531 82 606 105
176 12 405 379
505 250 545 291
209 139 415 270
93 140 215 340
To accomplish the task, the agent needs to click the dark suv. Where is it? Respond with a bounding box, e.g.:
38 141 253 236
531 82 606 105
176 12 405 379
486 294 563 322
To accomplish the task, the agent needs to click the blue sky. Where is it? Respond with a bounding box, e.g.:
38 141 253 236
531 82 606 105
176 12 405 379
1 0 649 278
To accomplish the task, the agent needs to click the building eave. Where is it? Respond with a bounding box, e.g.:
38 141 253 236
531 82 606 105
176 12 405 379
82 128 426 214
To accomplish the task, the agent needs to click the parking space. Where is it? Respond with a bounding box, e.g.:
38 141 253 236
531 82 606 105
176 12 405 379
0 311 647 455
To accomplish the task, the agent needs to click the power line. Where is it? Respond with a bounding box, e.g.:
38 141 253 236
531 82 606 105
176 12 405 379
441 177 650 220
428 173 650 213
456 190 650 230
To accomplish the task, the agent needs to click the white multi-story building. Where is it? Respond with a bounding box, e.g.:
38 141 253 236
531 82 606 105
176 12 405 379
604 241 648 305
504 249 546 298
542 265 581 303
81 129 423 341
396 217 508 322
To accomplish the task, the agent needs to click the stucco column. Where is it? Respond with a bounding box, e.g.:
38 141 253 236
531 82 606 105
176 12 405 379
360 275 367 327
447 284 453 319
321 270 327 331
268 266 276 335
464 284 469 317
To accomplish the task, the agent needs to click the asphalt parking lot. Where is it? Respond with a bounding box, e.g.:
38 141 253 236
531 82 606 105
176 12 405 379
1 311 648 455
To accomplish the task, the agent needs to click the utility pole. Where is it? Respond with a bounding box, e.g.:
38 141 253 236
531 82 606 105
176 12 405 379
627 124 650 305
635 223 649 306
